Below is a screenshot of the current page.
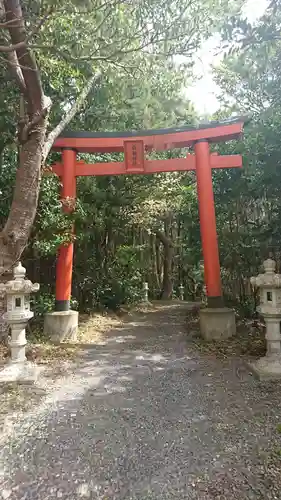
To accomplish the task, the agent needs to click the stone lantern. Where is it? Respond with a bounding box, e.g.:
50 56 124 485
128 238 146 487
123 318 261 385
143 282 149 303
179 284 184 301
250 258 281 379
0 262 40 383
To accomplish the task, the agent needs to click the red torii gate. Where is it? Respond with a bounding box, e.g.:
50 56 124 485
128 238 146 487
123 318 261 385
51 117 245 316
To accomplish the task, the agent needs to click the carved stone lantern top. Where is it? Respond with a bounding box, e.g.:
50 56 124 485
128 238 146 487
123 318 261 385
250 259 281 289
251 259 281 317
2 262 40 295
264 258 276 273
0 262 39 323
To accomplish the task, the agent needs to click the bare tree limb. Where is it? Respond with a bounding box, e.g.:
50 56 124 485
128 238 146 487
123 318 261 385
42 71 102 162
0 52 38 72
4 0 44 112
0 38 25 51
0 5 54 51
6 49 26 92
0 17 21 27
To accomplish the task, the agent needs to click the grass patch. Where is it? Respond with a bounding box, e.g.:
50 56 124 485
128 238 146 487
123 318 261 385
0 325 81 366
0 342 80 364
0 383 46 416
78 312 124 344
186 310 266 359
0 340 80 365
276 424 281 434
0 311 125 366
26 343 80 364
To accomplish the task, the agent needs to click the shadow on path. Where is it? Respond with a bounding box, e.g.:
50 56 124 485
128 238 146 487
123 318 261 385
1 303 281 499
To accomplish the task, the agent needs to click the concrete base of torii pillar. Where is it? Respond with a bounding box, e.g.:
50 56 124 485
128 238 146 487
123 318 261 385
199 307 236 340
44 310 78 343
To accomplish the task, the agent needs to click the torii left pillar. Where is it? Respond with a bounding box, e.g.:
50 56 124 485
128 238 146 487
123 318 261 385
44 149 79 343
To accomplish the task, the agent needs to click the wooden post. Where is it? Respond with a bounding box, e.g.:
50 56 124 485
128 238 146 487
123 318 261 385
55 149 76 311
195 140 223 307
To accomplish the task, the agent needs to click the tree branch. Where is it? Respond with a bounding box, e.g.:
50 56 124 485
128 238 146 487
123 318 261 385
0 16 21 27
155 230 173 248
0 4 54 46
6 49 26 93
4 0 44 112
0 38 25 51
42 71 102 162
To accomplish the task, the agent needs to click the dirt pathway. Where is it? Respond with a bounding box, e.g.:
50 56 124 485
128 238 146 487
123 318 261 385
1 303 281 499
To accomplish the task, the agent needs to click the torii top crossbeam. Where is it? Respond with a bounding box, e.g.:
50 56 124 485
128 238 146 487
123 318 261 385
53 116 245 153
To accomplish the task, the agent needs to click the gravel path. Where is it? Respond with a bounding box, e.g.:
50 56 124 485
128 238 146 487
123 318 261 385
1 303 281 499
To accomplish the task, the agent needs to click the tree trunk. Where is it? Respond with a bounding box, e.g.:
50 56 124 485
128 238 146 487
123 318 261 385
0 269 13 340
0 118 48 271
155 237 162 293
0 2 99 275
156 225 174 300
151 233 161 290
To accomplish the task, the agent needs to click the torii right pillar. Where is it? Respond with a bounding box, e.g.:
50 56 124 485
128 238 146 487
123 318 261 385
195 139 236 340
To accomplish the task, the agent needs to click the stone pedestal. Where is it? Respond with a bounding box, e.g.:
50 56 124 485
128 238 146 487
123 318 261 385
0 361 42 384
0 269 13 341
0 262 40 384
250 259 281 380
9 320 28 362
249 355 281 381
143 282 149 303
44 310 78 343
248 314 281 380
199 307 236 340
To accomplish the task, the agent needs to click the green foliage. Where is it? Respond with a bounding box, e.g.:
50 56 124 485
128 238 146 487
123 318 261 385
31 292 55 317
31 292 78 317
208 0 281 314
276 424 281 435
0 0 268 315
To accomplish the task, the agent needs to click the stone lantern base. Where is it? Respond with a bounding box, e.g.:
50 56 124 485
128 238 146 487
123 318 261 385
0 361 42 384
199 307 236 340
248 355 281 381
